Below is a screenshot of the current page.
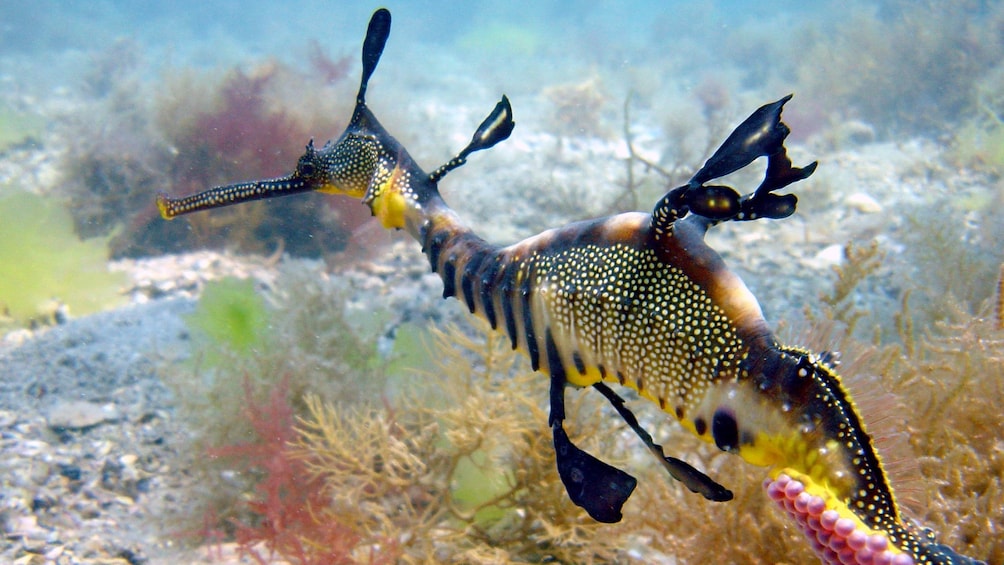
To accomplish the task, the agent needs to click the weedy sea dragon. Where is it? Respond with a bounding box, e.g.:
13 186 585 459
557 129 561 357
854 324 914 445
157 9 985 565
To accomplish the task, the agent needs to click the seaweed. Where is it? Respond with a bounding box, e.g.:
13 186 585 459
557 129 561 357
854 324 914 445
179 298 644 562
812 240 886 340
885 305 1004 563
306 40 353 85
618 79 762 218
543 76 610 138
185 277 270 360
120 64 352 258
0 190 126 329
54 39 168 242
59 42 374 259
208 377 368 565
950 66 1004 176
801 182 1004 344
169 257 1000 563
168 261 383 450
288 319 633 563
895 199 1004 327
796 1 1004 136
162 260 386 542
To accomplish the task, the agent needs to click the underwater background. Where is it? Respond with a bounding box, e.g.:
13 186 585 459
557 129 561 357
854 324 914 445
1 1 1002 563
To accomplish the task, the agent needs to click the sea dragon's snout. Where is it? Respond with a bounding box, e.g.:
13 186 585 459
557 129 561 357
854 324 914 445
156 168 311 220
156 134 381 221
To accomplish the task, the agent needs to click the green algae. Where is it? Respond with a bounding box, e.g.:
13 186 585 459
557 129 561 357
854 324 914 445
185 277 269 360
0 103 45 151
0 190 126 328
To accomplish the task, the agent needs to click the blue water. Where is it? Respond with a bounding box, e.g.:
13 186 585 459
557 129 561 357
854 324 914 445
1 1 840 91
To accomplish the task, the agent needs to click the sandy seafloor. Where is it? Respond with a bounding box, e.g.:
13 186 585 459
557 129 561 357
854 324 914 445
1 2 1002 563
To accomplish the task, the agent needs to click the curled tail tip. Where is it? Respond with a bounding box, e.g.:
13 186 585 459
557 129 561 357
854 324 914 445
765 472 985 565
766 472 917 565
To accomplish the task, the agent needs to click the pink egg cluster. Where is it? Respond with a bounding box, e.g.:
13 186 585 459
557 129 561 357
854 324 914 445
764 473 915 565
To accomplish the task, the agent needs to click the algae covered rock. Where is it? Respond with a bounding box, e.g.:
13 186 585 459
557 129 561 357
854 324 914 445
0 190 126 327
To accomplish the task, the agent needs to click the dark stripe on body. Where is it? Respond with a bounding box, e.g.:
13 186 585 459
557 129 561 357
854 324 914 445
521 269 540 370
441 259 456 298
461 250 488 314
501 276 519 350
427 230 449 271
478 257 501 329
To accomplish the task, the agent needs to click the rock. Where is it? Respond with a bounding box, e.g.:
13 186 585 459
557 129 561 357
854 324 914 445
808 244 845 270
17 440 50 458
28 461 51 486
43 546 64 561
57 463 82 481
45 400 119 431
845 192 883 213
0 409 17 427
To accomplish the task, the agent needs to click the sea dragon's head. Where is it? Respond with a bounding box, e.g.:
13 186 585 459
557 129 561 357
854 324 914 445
157 8 514 233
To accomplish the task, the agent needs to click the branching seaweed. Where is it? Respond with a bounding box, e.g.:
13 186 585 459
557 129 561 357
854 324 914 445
886 307 1004 563
798 2 1004 136
543 76 610 139
192 311 645 563
810 240 885 339
59 43 370 259
169 257 1002 564
208 377 366 565
162 261 385 539
290 319 633 563
895 199 1004 328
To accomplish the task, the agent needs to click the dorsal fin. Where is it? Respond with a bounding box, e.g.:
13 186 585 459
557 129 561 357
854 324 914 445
357 8 392 105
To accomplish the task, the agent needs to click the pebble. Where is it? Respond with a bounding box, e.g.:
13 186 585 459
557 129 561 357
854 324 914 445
0 408 17 427
808 244 846 270
845 192 883 213
44 400 119 431
110 250 279 303
0 246 462 564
